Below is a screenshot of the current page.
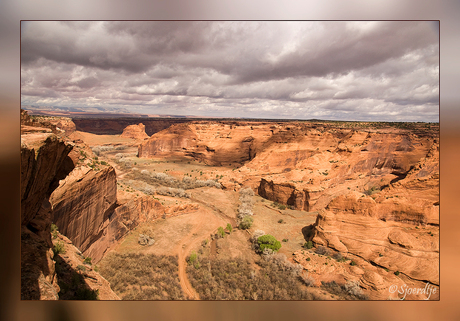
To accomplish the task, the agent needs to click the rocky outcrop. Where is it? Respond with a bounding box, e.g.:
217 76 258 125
139 122 275 166
50 166 118 260
120 123 149 140
21 109 76 136
52 232 120 300
73 118 190 135
258 178 310 211
310 209 439 286
21 132 73 226
21 127 73 299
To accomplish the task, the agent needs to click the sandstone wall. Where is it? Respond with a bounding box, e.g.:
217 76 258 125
310 209 439 286
50 166 118 258
138 122 275 165
20 129 73 299
258 178 310 211
73 118 190 136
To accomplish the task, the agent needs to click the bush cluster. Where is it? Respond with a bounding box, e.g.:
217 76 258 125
257 235 282 253
91 145 114 156
321 281 368 300
237 187 255 229
186 254 316 300
98 253 184 300
135 170 222 190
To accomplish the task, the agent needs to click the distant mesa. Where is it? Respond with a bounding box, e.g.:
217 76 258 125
121 123 149 140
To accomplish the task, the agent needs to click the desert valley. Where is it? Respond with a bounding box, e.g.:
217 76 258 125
20 110 439 301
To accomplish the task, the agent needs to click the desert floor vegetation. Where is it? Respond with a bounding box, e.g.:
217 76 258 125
98 252 185 300
186 252 319 300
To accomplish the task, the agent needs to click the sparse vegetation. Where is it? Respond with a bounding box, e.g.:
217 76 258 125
315 246 329 256
303 241 313 249
98 253 184 300
321 281 368 300
364 185 380 196
53 241 66 257
186 254 317 300
237 187 255 228
51 223 58 239
239 216 253 230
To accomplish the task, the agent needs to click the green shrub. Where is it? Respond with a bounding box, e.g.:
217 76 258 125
188 252 198 265
53 241 66 257
226 223 232 234
76 265 87 272
350 261 357 266
239 216 253 230
394 271 400 276
84 257 92 265
278 219 284 224
364 186 380 196
51 223 58 239
217 227 225 238
257 235 281 253
278 204 286 210
303 241 313 249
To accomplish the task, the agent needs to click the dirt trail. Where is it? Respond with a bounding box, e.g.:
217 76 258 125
173 198 233 299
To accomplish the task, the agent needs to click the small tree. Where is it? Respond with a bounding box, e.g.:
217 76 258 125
217 226 225 238
257 234 281 253
226 223 233 234
303 241 313 249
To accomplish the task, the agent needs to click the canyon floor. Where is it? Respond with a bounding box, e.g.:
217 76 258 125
21 113 439 300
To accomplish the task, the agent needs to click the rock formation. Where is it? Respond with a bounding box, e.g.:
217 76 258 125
50 166 118 260
120 123 149 140
21 126 74 299
21 112 118 299
73 117 190 135
138 122 276 166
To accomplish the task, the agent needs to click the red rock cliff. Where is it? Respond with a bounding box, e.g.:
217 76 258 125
21 128 73 299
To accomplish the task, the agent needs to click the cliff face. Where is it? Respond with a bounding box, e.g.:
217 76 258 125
21 128 73 299
258 178 310 211
73 118 190 136
50 166 118 259
83 195 164 262
308 208 439 298
138 122 275 166
249 126 438 223
21 132 74 226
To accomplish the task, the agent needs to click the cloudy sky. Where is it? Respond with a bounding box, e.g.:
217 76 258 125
21 21 439 121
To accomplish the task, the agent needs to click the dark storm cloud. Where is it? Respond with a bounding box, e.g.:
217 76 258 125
21 21 439 121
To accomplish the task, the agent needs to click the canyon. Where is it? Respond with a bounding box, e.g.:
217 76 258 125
21 111 439 300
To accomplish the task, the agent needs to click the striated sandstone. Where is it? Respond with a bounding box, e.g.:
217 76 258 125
310 209 439 286
50 166 118 259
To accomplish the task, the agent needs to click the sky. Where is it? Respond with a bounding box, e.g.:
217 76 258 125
21 21 439 121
